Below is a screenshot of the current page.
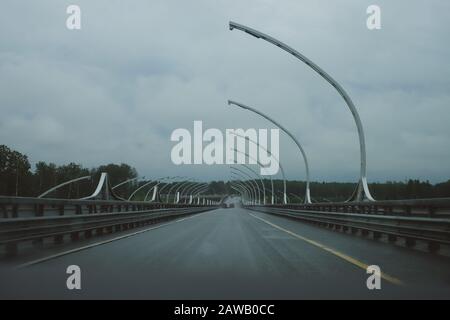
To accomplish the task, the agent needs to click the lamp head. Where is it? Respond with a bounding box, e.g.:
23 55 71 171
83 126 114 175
228 99 250 111
228 21 261 39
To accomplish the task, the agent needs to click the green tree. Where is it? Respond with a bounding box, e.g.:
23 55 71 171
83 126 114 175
34 161 58 195
0 145 32 196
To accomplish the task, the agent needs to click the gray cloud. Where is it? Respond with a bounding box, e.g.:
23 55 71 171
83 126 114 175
0 0 449 183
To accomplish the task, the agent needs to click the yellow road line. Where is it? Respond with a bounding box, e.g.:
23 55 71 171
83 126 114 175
248 212 404 286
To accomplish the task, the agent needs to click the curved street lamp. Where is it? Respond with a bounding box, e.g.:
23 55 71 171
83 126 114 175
231 171 259 205
232 140 287 204
230 185 244 201
112 177 138 190
228 100 310 204
144 182 161 202
128 179 157 201
181 183 201 204
187 183 208 204
190 184 208 199
231 179 253 204
231 148 267 204
230 184 250 205
144 176 181 202
192 186 209 204
231 167 262 204
231 181 253 205
38 176 91 198
179 181 200 203
229 21 374 202
170 179 194 203
160 177 187 203
232 161 266 205
231 168 261 204
232 132 278 204
230 132 285 204
193 187 208 204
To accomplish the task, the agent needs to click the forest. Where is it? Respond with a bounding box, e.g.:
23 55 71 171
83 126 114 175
1 144 449 201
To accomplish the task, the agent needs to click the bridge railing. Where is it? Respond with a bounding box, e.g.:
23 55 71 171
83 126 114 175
0 196 217 257
259 198 450 217
0 196 213 219
247 198 450 253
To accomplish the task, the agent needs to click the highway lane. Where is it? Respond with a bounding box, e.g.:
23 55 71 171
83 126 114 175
1 207 450 299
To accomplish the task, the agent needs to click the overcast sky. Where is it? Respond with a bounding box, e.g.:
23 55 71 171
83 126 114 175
1 0 449 183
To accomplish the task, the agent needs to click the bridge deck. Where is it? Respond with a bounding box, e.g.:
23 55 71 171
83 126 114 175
1 207 450 299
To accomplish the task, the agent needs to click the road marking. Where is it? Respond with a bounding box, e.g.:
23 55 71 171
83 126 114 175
248 212 404 286
18 210 214 268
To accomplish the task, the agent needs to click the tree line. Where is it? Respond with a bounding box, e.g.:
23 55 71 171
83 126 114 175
1 144 450 200
221 179 450 202
0 145 137 199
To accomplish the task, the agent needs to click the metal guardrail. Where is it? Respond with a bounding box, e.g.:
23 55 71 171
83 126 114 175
248 205 450 253
0 196 217 257
260 198 450 217
0 196 214 219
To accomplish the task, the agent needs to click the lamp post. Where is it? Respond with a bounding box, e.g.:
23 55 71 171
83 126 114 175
192 185 209 205
230 184 249 205
187 183 208 204
128 179 158 201
232 162 266 205
112 178 138 190
230 185 243 201
231 171 259 205
231 168 261 205
231 179 253 204
38 176 91 198
231 146 274 205
231 181 252 205
228 100 310 204
181 183 200 204
230 132 284 204
179 181 201 203
231 147 267 204
230 184 243 200
144 176 181 202
160 177 187 203
129 176 175 201
189 184 208 199
240 164 268 205
171 180 194 203
231 167 262 204
230 132 288 204
193 186 209 205
229 21 374 202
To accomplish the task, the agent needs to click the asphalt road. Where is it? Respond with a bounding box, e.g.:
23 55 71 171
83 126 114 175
1 207 450 299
